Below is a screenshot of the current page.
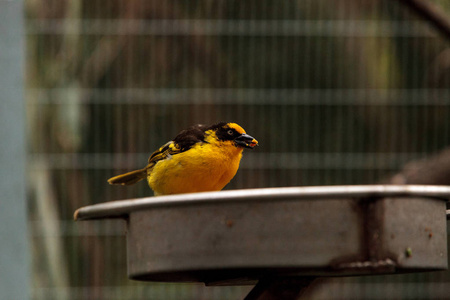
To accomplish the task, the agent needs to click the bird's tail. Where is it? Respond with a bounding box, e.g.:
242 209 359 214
108 168 147 186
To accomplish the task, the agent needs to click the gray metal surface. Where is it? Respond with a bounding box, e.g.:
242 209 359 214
74 185 450 220
128 198 361 283
75 185 449 284
0 0 30 299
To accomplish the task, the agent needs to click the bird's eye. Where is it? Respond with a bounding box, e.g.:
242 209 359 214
227 129 234 136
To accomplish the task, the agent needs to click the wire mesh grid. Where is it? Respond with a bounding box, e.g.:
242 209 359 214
25 0 450 299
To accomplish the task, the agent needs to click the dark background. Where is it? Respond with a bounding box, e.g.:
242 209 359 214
26 0 450 299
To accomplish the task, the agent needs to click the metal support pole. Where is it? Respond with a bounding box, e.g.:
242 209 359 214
244 277 317 300
0 0 30 299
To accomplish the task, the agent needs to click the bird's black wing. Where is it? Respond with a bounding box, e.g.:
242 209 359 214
147 124 208 165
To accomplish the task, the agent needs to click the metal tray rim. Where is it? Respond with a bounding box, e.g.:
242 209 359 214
74 185 450 221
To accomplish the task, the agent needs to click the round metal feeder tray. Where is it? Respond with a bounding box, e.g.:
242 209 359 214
75 185 450 285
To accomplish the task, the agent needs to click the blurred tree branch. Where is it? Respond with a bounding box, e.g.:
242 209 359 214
389 146 450 185
398 0 450 41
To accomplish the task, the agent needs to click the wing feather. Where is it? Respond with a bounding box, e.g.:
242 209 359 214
147 124 208 167
148 141 181 165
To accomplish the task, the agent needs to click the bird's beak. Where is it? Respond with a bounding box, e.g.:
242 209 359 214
234 133 258 149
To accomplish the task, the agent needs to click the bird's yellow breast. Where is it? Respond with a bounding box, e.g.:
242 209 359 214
147 139 243 195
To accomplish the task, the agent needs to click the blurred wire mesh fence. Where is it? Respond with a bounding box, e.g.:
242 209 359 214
25 0 450 299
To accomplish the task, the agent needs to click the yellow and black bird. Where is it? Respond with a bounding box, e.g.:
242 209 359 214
108 122 258 195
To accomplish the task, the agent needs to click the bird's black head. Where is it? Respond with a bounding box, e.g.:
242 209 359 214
209 122 258 149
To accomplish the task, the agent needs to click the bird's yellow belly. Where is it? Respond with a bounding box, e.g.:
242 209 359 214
147 144 242 195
